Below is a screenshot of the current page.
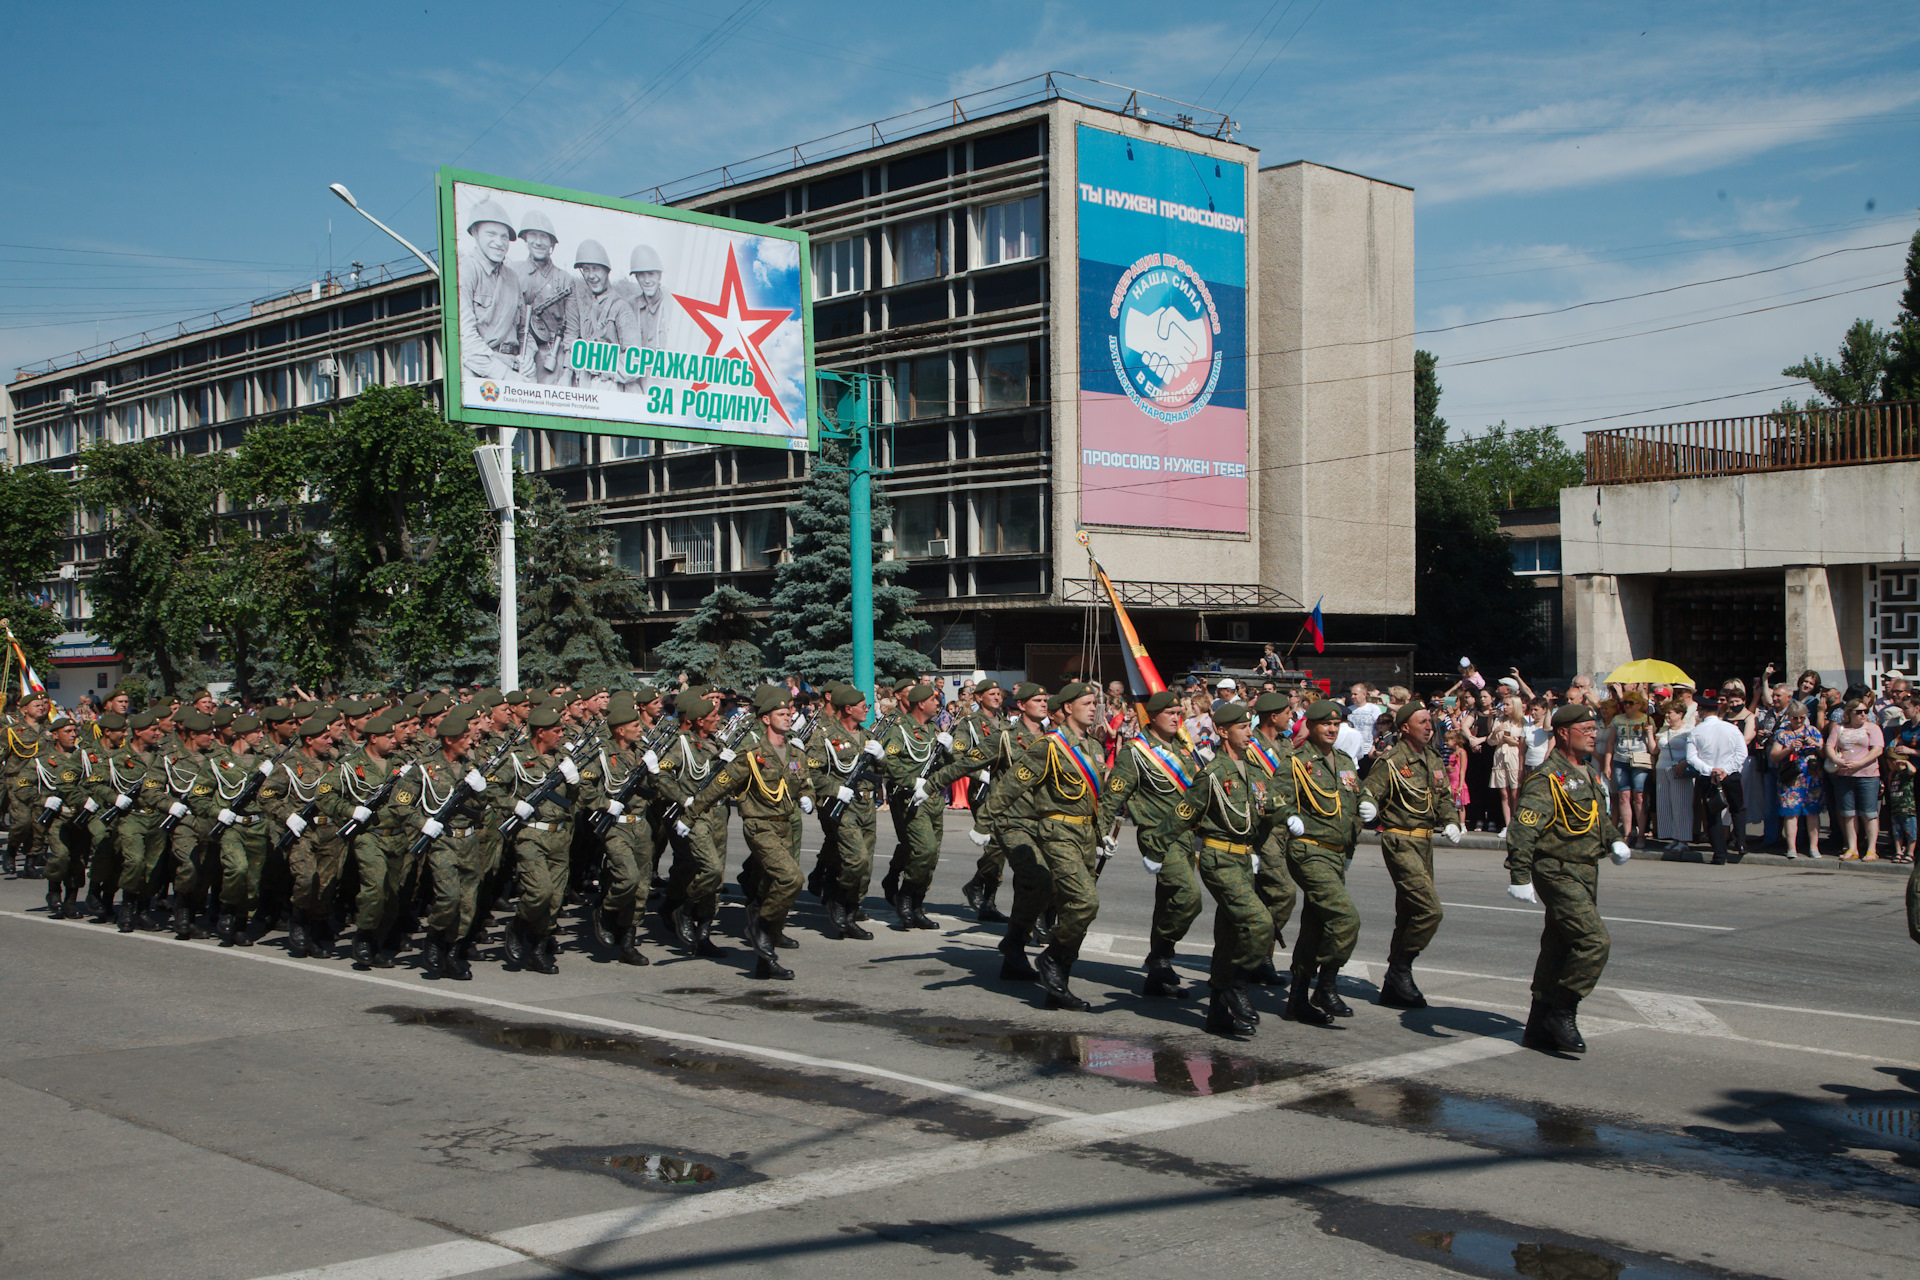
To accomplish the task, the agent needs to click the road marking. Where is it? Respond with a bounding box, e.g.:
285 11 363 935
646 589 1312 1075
1439 901 1735 931
0 910 1081 1120
251 1239 547 1280
252 1030 1546 1280
1614 989 1737 1037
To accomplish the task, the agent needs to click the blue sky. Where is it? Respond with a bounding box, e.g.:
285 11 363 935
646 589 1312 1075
5 1 1916 439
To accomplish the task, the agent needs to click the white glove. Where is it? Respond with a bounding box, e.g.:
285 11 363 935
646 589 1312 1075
217 809 238 826
1286 815 1305 837
558 758 580 784
464 769 486 792
967 827 993 847
863 739 884 759
912 778 930 803
643 750 660 775
420 818 445 839
1099 834 1119 855
351 805 373 824
799 796 814 814
936 732 953 750
674 819 692 839
168 801 190 819
1250 853 1261 874
719 748 737 763
1142 855 1163 874
285 813 308 837
1507 882 1539 904
606 799 626 818
513 799 536 820
978 769 991 785
1443 823 1462 845
113 793 133 811
257 759 276 776
82 797 99 815
836 785 854 803
1610 841 1632 865
42 795 63 813
1358 800 1378 823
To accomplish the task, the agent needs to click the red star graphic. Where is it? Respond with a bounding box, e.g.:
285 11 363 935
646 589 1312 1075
673 244 796 428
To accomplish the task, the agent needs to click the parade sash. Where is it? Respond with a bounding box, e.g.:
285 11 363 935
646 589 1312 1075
1132 735 1194 791
1049 730 1102 797
1248 735 1286 776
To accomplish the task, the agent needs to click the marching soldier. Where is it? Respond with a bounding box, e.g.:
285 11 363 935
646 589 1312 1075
1105 690 1206 997
806 684 885 940
1360 700 1463 1009
657 694 731 958
222 708 297 945
273 714 353 959
1160 702 1276 1036
1505 704 1632 1055
954 680 1011 921
417 710 493 981
969 682 1117 1010
343 714 417 969
1245 692 1299 986
4 688 52 877
592 701 658 966
110 712 173 933
877 684 951 930
517 210 578 385
954 682 1058 980
498 705 590 975
159 710 223 940
82 712 129 921
1275 698 1363 1026
459 199 524 380
34 716 88 918
572 241 643 392
678 686 817 979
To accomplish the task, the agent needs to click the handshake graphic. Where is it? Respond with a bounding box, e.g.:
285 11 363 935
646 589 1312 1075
1124 306 1202 382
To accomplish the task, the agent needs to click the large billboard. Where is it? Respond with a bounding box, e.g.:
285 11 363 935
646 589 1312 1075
438 168 815 451
1075 125 1248 533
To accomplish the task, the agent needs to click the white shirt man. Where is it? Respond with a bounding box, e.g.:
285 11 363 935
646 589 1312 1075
1685 710 1748 779
1523 705 1552 770
1334 718 1369 762
1345 682 1383 743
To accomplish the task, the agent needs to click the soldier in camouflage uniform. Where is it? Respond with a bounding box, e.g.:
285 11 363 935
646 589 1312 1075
1359 700 1463 1009
1105 690 1207 998
496 705 593 975
32 716 87 916
157 710 223 940
81 712 129 921
590 702 661 966
877 684 953 930
1244 692 1299 987
1505 703 1632 1055
219 708 296 945
416 710 494 981
110 711 173 933
4 689 51 878
1274 698 1364 1026
341 714 419 969
953 680 1010 921
657 695 733 959
272 714 354 960
806 684 885 940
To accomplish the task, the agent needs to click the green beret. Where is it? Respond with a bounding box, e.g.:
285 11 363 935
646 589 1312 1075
1394 701 1424 728
634 685 660 703
1252 691 1289 715
754 685 793 716
974 679 1000 695
529 706 563 729
336 699 372 717
435 713 473 739
680 695 717 720
606 706 640 727
296 717 332 738
900 683 931 705
1046 691 1067 714
1144 690 1181 716
48 716 76 734
504 689 529 705
96 712 127 731
289 701 318 718
831 685 868 708
1305 698 1344 723
1013 682 1046 703
177 710 214 733
1057 681 1094 704
1214 702 1250 727
211 706 236 726
230 715 261 734
527 690 551 706
471 688 503 709
128 712 157 731
403 691 429 708
1551 704 1597 728
364 714 398 735
893 676 917 693
148 695 171 710
258 705 293 723
420 694 452 717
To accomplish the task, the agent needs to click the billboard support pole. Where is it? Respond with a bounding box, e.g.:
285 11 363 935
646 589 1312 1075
823 372 876 722
498 430 520 693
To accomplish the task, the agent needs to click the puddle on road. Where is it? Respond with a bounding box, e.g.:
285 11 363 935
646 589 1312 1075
1410 1229 1706 1280
535 1142 756 1192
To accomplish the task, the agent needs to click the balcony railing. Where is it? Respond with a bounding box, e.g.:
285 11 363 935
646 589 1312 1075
1584 400 1920 485
1060 578 1301 610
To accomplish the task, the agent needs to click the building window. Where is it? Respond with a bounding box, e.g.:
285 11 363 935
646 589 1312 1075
892 493 948 559
548 431 584 469
184 385 214 429
975 487 1041 555
392 340 426 384
738 508 782 570
221 377 248 421
80 412 106 446
511 429 533 473
813 236 866 299
345 348 379 396
665 517 716 575
147 394 175 435
606 434 653 459
892 215 945 284
260 368 290 413
977 195 1041 267
298 360 335 405
612 525 648 578
898 354 949 420
1508 537 1562 574
979 341 1031 410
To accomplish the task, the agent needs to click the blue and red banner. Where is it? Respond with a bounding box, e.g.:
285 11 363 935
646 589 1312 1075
1306 597 1326 654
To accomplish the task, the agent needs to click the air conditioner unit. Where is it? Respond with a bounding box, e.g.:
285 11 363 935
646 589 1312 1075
316 357 339 376
58 388 77 405
926 538 951 558
88 381 108 398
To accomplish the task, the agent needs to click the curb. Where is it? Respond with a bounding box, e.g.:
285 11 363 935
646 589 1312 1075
1350 831 1914 874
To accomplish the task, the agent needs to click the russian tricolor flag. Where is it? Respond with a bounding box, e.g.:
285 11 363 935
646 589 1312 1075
1305 597 1325 654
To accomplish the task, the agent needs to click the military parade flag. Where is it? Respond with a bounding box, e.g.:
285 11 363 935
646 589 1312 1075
4 624 46 698
1080 532 1167 729
1306 597 1326 654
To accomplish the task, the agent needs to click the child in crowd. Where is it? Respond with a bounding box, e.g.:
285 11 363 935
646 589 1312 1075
1444 728 1472 810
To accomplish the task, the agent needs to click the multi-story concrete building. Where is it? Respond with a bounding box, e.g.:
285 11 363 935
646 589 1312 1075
7 79 1416 700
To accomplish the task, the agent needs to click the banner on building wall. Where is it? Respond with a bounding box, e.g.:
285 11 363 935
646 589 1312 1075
439 168 816 451
1074 125 1248 533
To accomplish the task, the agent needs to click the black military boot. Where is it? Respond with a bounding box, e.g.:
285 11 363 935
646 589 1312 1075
906 893 939 930
447 936 475 981
975 881 1007 924
1250 956 1287 987
670 903 701 952
617 924 649 966
1545 998 1587 1053
588 907 615 950
422 932 447 978
1286 968 1335 1025
1035 942 1091 1012
693 913 727 958
60 886 81 920
137 897 165 932
351 930 377 969
836 894 874 940
749 911 792 979
1312 963 1354 1018
286 919 311 958
502 917 529 968
743 903 769 955
528 930 559 975
1520 999 1556 1051
214 909 236 946
172 901 197 940
46 884 62 915
1140 945 1184 998
805 861 828 902
880 867 901 910
116 899 135 933
1378 952 1428 1009
84 886 103 919
768 924 800 950
961 873 988 914
1229 975 1261 1025
999 923 1039 980
1207 985 1257 1036
1033 906 1057 944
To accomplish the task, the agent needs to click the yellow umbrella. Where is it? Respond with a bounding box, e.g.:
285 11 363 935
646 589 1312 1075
1605 659 1693 687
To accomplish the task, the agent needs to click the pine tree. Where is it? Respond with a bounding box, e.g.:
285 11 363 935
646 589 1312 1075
763 440 929 686
1413 349 1448 459
1882 219 1920 402
650 584 767 690
513 476 646 689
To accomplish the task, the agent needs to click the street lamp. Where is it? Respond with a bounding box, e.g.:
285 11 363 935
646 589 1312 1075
330 181 519 692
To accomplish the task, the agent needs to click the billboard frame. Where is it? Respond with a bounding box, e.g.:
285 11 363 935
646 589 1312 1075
436 166 818 453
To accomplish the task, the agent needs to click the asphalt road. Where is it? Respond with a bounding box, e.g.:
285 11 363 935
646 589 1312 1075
1 825 1915 1280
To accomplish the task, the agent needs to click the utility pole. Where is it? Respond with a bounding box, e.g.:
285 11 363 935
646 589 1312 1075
820 372 876 720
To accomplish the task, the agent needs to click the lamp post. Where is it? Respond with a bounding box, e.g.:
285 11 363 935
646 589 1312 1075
329 182 519 692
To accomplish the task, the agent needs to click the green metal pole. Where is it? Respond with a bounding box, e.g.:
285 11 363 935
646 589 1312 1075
842 376 876 721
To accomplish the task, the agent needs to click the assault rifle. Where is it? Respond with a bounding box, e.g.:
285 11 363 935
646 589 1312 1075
820 731 886 826
336 757 419 842
404 729 525 859
658 708 754 829
497 727 605 841
587 714 681 838
164 741 298 841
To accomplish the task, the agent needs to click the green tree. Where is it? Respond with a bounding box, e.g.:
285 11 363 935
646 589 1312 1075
1414 349 1448 459
75 442 227 694
650 584 766 690
763 441 929 685
513 476 646 689
1783 317 1895 407
1443 422 1587 510
0 464 73 679
1881 219 1920 402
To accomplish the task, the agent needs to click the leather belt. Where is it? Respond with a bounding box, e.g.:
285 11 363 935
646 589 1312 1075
231 814 262 826
527 820 564 832
1041 812 1091 825
1383 826 1432 838
446 825 475 837
1297 836 1346 853
1202 837 1252 855
613 813 646 825
309 815 331 826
